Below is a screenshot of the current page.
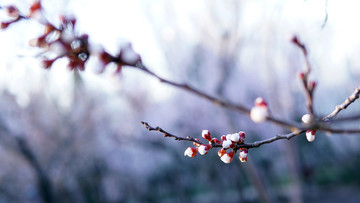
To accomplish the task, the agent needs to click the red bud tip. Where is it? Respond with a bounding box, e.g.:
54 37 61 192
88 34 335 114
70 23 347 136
254 97 267 107
291 36 299 45
309 81 316 89
0 22 10 29
298 72 305 80
29 1 41 17
202 130 212 141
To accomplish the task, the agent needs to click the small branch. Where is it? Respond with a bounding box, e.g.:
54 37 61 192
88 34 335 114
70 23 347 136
318 126 360 134
141 121 221 147
135 64 296 130
292 36 315 115
321 0 329 29
141 121 304 149
323 87 360 121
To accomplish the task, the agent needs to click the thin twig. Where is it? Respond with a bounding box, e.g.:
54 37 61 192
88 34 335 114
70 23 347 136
141 121 304 149
318 126 360 134
135 63 296 130
322 87 360 121
141 121 221 147
292 36 315 115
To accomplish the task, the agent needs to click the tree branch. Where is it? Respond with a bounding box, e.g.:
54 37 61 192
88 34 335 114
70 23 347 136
141 121 305 149
135 64 296 130
322 86 360 121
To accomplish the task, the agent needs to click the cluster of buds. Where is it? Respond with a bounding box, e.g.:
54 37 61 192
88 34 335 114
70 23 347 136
302 114 317 142
1 0 141 73
184 130 249 164
250 97 269 123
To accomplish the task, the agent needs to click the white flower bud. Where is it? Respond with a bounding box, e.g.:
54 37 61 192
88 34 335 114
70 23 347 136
239 151 248 159
220 151 234 164
201 130 211 141
222 139 233 149
198 145 211 155
230 133 240 142
184 147 197 157
250 97 269 123
306 130 316 142
302 114 312 124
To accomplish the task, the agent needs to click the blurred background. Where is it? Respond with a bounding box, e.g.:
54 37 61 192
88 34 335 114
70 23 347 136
0 0 360 202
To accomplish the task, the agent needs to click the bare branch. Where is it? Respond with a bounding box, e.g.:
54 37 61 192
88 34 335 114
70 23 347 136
292 36 316 115
135 64 296 130
318 126 360 134
323 86 360 121
141 121 221 147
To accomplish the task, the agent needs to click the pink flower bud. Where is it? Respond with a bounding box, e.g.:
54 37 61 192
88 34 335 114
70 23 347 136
299 73 305 81
198 144 212 155
202 130 211 141
184 147 197 157
218 148 226 157
221 135 226 141
250 98 269 123
306 129 316 142
238 131 246 143
301 114 312 124
220 151 234 164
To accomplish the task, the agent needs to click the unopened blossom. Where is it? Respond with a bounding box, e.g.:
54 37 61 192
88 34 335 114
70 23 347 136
239 148 248 159
222 139 234 149
302 114 312 124
220 151 234 164
184 147 197 157
218 148 226 157
198 144 212 155
202 130 211 141
250 97 269 123
306 129 316 142
230 133 240 143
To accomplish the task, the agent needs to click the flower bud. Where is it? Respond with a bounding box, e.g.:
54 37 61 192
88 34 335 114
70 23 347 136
230 133 240 143
222 139 235 149
202 130 211 141
306 129 316 142
218 148 226 157
221 135 227 141
220 151 234 164
239 148 248 159
301 114 312 124
250 97 269 123
198 144 212 155
184 147 197 157
238 131 246 143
